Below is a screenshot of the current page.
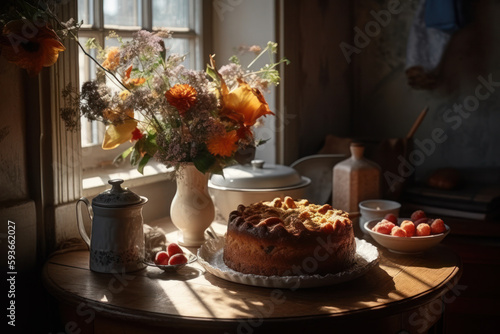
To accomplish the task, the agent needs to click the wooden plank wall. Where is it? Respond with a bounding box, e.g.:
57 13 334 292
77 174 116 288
281 0 353 165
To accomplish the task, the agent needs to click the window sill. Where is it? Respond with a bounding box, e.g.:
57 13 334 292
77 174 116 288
82 161 174 197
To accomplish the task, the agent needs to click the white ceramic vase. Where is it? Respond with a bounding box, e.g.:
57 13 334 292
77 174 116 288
170 164 215 246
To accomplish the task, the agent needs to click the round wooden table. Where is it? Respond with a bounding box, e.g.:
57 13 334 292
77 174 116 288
43 220 462 334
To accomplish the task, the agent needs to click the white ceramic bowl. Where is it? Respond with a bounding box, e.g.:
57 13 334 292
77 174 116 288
359 199 401 234
364 218 450 254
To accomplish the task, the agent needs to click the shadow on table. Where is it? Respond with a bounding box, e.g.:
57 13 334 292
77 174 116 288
202 262 398 316
145 266 204 281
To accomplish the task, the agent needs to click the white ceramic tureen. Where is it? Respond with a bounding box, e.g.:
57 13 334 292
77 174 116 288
208 160 311 221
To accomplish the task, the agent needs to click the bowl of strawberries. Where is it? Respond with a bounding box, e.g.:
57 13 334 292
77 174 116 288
143 242 198 272
364 210 450 254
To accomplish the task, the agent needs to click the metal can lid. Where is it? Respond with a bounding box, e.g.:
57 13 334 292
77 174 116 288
92 179 143 207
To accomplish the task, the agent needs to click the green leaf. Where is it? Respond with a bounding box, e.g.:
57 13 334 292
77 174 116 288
229 55 240 65
192 147 216 174
113 146 133 165
142 132 158 156
130 147 141 166
137 155 151 174
255 138 270 147
207 163 224 175
85 38 97 49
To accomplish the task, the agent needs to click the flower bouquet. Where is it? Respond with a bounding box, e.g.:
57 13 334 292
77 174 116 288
61 30 288 175
1 1 288 175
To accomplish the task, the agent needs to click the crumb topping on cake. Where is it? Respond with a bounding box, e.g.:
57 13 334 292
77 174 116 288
229 196 352 236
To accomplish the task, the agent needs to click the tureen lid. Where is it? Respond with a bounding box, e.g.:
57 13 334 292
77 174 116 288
210 160 304 189
92 179 143 207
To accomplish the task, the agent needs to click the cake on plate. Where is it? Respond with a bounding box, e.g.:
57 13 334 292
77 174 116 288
223 196 356 276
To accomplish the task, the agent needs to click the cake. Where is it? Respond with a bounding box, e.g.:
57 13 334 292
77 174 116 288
223 196 356 276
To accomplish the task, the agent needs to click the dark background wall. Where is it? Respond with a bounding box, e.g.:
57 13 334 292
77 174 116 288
282 0 500 181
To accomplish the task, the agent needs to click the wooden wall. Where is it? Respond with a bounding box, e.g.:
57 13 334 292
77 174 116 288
281 0 500 179
281 0 353 165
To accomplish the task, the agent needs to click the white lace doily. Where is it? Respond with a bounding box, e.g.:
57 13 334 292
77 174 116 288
197 237 379 288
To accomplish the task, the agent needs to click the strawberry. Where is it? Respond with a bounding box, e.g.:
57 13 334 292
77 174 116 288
410 210 426 222
430 218 446 234
416 223 431 236
372 219 396 235
400 220 415 237
414 217 431 228
384 213 398 225
391 226 407 237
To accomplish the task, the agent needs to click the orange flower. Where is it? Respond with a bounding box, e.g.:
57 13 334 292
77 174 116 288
123 65 146 88
209 56 273 127
165 84 198 116
102 47 120 71
207 130 238 157
221 79 273 128
0 20 65 76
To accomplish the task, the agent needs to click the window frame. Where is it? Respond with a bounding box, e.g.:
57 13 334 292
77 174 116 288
78 0 205 172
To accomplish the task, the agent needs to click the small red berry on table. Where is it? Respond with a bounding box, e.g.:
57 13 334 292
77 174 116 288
168 253 188 265
154 251 170 265
167 243 184 257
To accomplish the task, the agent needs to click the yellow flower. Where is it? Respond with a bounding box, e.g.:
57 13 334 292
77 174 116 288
165 84 197 115
207 130 238 157
119 90 131 100
102 119 138 149
0 20 65 76
102 109 137 149
102 47 120 71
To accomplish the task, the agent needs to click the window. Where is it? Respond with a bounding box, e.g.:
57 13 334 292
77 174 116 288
77 0 204 171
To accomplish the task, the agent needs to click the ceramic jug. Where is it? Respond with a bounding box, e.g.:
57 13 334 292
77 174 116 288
333 142 381 213
76 179 148 273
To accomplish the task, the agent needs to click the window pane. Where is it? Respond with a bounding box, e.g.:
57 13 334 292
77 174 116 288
104 0 142 27
104 37 130 48
78 0 93 25
79 0 201 154
79 37 102 147
165 38 191 67
152 0 190 28
78 37 97 86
